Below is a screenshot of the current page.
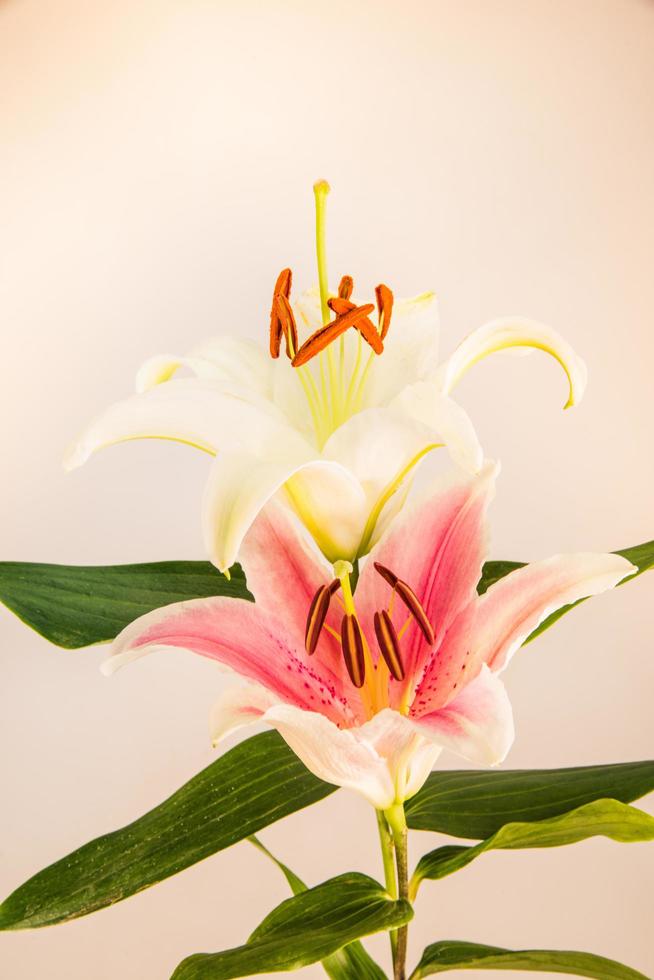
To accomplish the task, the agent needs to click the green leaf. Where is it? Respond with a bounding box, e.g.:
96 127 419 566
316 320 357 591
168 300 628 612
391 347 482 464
248 837 387 980
171 873 411 979
405 760 654 839
411 940 648 980
478 540 653 643
0 732 335 930
2 540 649 650
0 560 251 648
411 799 654 892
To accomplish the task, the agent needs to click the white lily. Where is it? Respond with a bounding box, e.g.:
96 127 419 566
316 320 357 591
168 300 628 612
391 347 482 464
65 182 587 571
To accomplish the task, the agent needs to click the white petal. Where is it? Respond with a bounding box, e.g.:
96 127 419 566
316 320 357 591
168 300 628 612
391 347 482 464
390 381 484 473
203 450 367 570
210 684 282 744
263 705 440 809
135 338 272 396
320 408 439 555
364 292 441 406
414 666 515 766
64 379 293 470
436 317 588 409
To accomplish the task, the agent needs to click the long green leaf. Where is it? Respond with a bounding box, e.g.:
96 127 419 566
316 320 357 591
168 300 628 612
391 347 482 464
248 838 387 980
478 540 653 644
1 540 650 651
0 560 251 648
171 873 411 979
411 799 654 892
405 760 654 839
411 941 648 980
0 732 334 930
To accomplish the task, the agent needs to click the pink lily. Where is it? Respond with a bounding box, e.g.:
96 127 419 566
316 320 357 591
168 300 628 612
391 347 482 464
103 464 635 810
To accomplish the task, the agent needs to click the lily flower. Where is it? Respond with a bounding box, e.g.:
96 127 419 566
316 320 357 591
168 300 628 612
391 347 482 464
102 464 634 810
65 182 587 572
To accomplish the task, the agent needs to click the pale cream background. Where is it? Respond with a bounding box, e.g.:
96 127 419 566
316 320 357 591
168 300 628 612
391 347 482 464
1 0 653 977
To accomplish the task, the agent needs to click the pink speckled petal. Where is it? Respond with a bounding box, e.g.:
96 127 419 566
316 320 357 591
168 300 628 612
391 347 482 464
413 666 514 766
102 597 356 727
239 502 346 682
357 462 497 705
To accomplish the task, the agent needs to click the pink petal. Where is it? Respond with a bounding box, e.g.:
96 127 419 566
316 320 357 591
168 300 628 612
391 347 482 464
104 598 356 728
262 704 441 809
356 463 497 705
412 666 514 765
239 502 346 682
413 551 636 714
476 551 636 673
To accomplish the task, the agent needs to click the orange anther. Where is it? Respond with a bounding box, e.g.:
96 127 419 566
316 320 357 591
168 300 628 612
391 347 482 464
269 269 293 358
276 293 298 359
292 303 376 367
375 284 394 340
328 297 383 355
338 275 354 300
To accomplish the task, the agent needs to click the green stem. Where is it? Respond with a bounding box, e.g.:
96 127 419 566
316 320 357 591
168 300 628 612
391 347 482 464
376 810 398 966
385 803 409 980
376 810 397 898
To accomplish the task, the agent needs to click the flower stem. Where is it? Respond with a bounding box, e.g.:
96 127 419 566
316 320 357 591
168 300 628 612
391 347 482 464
385 803 409 980
376 809 399 964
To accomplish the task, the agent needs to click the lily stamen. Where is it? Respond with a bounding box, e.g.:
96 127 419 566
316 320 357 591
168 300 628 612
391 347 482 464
275 293 299 359
292 303 376 367
375 283 394 340
373 609 405 681
341 613 366 688
374 562 435 645
305 578 341 654
269 268 292 358
338 275 354 300
327 297 383 354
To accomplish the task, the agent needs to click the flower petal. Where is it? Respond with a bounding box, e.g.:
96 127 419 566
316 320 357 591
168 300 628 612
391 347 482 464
357 462 498 703
390 381 484 474
435 317 588 409
203 450 367 571
102 597 355 726
468 551 637 675
320 407 446 558
413 665 514 766
136 337 272 397
262 704 441 809
210 683 281 744
364 292 441 406
239 501 348 684
64 378 297 470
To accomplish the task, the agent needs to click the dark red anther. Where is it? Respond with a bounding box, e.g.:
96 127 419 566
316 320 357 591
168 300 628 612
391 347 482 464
374 609 405 681
341 614 366 688
374 562 399 589
374 562 434 646
304 578 340 654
